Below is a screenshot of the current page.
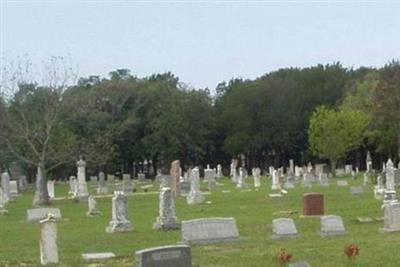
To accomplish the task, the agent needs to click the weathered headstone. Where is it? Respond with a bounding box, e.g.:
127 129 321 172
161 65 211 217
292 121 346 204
319 173 329 187
90 176 98 184
350 186 364 195
180 217 240 245
82 252 115 261
9 180 19 197
47 180 55 200
236 167 248 189
122 174 134 195
86 196 101 217
337 180 348 186
366 151 373 173
271 170 281 190
0 187 8 214
68 176 76 194
380 202 400 233
170 160 181 197
303 193 324 216
320 215 346 236
271 218 298 240
74 157 89 201
386 159 395 191
345 164 353 174
253 168 261 188
27 208 62 223
1 171 10 201
135 245 192 267
187 168 204 205
97 171 108 194
107 174 115 183
154 187 180 230
106 192 133 233
39 214 59 265
217 164 223 179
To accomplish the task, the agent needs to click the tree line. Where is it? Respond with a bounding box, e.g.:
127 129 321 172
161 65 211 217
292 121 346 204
1 59 400 186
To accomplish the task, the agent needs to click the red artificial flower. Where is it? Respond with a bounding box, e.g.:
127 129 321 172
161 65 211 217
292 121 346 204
344 244 360 260
277 248 293 264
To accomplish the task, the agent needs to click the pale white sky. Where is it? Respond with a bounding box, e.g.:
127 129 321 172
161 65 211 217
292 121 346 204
2 1 399 89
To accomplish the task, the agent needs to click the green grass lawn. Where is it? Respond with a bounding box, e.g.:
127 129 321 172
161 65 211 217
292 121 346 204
1 175 399 267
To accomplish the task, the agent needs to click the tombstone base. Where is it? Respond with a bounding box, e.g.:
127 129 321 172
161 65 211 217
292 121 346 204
153 219 181 230
379 227 400 233
86 211 102 217
271 233 298 240
320 230 346 237
106 221 133 233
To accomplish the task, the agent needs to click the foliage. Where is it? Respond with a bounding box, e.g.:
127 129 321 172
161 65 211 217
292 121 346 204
308 106 370 168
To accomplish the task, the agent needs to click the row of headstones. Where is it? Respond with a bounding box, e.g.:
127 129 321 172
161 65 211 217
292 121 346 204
1 171 28 214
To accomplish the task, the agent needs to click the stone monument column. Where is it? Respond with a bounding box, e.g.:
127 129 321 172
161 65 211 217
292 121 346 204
39 213 59 265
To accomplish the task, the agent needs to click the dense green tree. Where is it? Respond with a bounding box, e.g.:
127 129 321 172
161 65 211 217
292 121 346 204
308 106 370 174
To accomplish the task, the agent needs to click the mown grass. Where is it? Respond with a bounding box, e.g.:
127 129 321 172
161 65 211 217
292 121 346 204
0 175 399 267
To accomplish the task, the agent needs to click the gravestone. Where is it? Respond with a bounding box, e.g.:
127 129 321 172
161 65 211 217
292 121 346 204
153 187 180 230
386 159 395 191
135 245 192 267
0 187 8 214
230 159 238 183
271 170 281 190
138 172 146 182
271 218 298 240
315 163 327 176
345 164 353 174
106 192 133 233
47 180 55 200
18 175 28 191
122 174 134 195
217 164 223 178
380 202 400 233
97 171 108 194
236 167 248 189
320 215 346 236
180 181 190 195
68 176 77 194
90 176 98 184
303 193 324 216
319 173 329 187
9 180 19 197
180 217 240 245
336 168 345 176
205 169 217 191
350 186 364 195
252 168 261 188
337 180 348 186
170 160 181 197
74 157 89 202
86 196 101 217
82 252 115 261
283 175 295 189
39 214 59 265
27 208 62 223
187 168 204 205
1 171 10 201
107 174 115 183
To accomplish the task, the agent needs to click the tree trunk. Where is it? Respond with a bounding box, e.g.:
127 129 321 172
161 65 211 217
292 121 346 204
32 162 50 206
330 159 337 177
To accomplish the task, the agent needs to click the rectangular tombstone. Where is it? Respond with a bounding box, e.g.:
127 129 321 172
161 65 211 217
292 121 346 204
181 217 240 245
345 164 353 174
272 218 298 240
9 181 19 197
350 186 364 195
107 174 115 183
337 180 348 186
27 208 62 223
180 181 190 195
90 176 98 183
135 245 191 267
381 202 400 233
320 215 346 237
336 169 345 176
303 193 324 216
82 252 115 261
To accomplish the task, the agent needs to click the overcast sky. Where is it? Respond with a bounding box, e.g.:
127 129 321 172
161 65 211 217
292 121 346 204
2 1 400 90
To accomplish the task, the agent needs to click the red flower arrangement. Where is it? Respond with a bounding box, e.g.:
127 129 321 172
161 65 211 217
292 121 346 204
277 248 293 264
344 244 360 260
